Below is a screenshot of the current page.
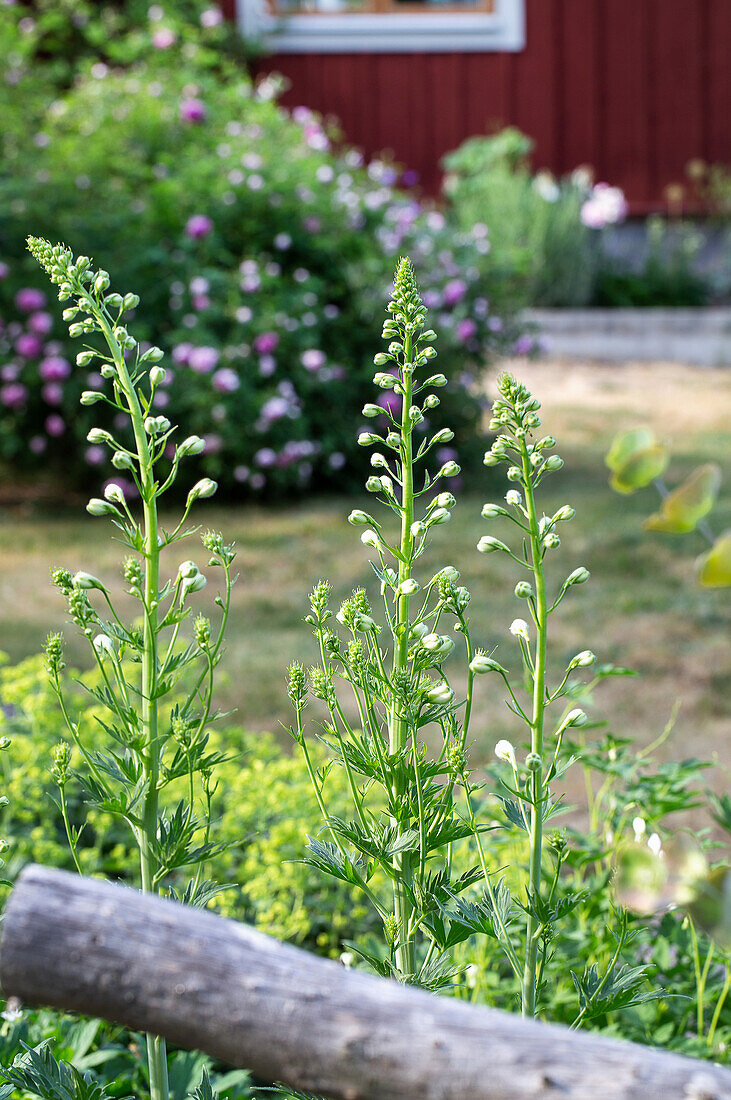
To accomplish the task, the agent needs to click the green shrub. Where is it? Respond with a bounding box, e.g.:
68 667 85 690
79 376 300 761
0 12 523 497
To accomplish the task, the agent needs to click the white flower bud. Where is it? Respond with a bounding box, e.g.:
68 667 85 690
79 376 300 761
80 391 105 406
647 833 662 856
431 428 454 445
514 581 533 599
477 536 509 554
481 503 506 519
494 739 516 766
506 466 523 482
361 529 380 548
149 366 166 386
425 373 447 387
566 708 588 727
365 476 382 493
87 428 112 445
565 567 590 587
426 681 454 706
510 618 530 641
525 752 542 772
569 650 596 669
373 373 397 389
104 482 126 505
112 451 134 471
397 578 420 596
429 508 451 526
370 452 388 468
438 461 460 479
437 566 460 583
76 351 95 367
178 435 205 457
73 571 108 591
186 478 217 506
358 432 381 446
543 455 564 472
410 622 429 640
470 653 505 675
362 404 382 418
410 521 426 539
632 816 647 840
554 505 575 522
93 633 115 659
436 493 456 509
348 510 371 526
86 498 119 517
178 561 200 579
505 490 522 507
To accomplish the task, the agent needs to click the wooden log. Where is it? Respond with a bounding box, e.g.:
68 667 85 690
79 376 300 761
1 865 730 1100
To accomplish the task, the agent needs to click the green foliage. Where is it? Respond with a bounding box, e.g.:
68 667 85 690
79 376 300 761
443 130 599 308
0 10 522 497
605 429 729 587
595 217 709 308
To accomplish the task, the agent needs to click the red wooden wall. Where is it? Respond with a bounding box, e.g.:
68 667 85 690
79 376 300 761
247 0 730 213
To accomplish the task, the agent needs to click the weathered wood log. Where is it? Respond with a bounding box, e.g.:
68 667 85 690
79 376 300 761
1 866 730 1100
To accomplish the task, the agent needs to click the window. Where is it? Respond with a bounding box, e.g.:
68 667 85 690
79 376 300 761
238 0 525 51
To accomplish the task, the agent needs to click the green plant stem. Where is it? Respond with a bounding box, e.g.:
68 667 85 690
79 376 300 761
390 336 416 976
708 964 730 1047
520 439 548 1019
99 305 169 1100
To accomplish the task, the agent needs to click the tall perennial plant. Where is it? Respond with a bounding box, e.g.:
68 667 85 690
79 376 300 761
27 238 236 1100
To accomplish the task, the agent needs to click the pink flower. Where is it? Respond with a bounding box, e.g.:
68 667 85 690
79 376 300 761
188 346 220 373
258 355 276 377
42 383 63 405
202 433 222 454
456 318 478 343
260 396 289 423
16 333 43 359
253 331 279 355
185 214 214 239
28 311 53 335
1 382 28 408
443 279 467 308
104 476 138 499
29 435 46 455
301 349 325 372
200 6 223 27
212 367 240 393
45 414 65 437
172 343 193 365
152 27 176 48
0 262 9 281
85 445 106 465
1 364 19 381
255 447 277 468
39 355 71 381
192 294 210 311
15 287 46 313
513 335 535 356
180 98 207 124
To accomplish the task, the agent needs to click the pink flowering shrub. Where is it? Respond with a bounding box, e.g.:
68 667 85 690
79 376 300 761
0 53 524 495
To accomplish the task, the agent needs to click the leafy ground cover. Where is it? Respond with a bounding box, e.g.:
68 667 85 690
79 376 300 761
0 360 728 778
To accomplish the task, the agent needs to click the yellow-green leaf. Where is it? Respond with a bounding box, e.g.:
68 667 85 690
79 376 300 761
696 530 731 587
610 445 669 495
644 464 722 534
605 427 657 473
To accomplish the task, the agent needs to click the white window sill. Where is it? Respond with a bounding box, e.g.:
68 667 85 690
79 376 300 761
239 0 525 51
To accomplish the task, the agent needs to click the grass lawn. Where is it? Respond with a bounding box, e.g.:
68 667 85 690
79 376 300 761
0 360 728 789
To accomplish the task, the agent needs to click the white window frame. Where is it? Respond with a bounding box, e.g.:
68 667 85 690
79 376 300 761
238 0 525 52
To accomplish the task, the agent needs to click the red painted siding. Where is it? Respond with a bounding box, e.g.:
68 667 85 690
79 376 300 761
253 0 730 212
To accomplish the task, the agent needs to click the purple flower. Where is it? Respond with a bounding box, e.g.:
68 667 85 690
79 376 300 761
254 448 277 468
513 335 535 356
260 396 290 423
15 287 46 313
190 276 210 296
1 382 28 408
85 445 106 465
377 391 401 417
39 355 71 381
45 414 65 437
0 262 9 281
443 279 467 308
180 98 207 124
456 318 478 344
258 356 276 377
212 367 240 393
254 331 279 355
29 435 46 455
172 342 193 365
301 349 325 372
104 476 138 499
16 333 43 359
42 383 63 405
423 290 441 309
188 346 220 373
28 311 53 335
1 364 19 381
202 433 222 454
185 214 214 240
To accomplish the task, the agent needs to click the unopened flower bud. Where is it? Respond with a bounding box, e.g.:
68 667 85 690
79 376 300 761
104 482 126 505
569 650 596 669
510 618 530 641
426 681 454 706
436 493 456 509
565 567 590 587
477 535 508 554
112 451 134 471
178 435 205 457
481 503 506 519
554 505 575 522
525 752 542 772
348 510 371 526
410 521 426 538
505 490 522 507
470 652 505 675
514 581 533 599
76 351 95 367
73 571 108 592
543 533 560 549
86 498 120 517
362 404 382 418
506 466 522 482
373 373 397 389
93 633 115 659
80 391 105 406
87 428 112 445
432 428 454 445
397 578 420 596
544 455 564 472
361 529 379 548
366 476 382 493
566 708 588 727
149 365 166 387
494 739 516 766
429 508 451 526
358 432 381 446
187 478 217 506
438 462 460 479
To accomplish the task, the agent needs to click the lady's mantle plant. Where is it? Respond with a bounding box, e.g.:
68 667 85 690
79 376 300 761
28 237 236 1100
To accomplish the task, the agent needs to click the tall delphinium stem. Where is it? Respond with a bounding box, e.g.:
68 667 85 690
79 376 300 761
291 257 481 988
477 372 593 1017
30 238 236 1100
